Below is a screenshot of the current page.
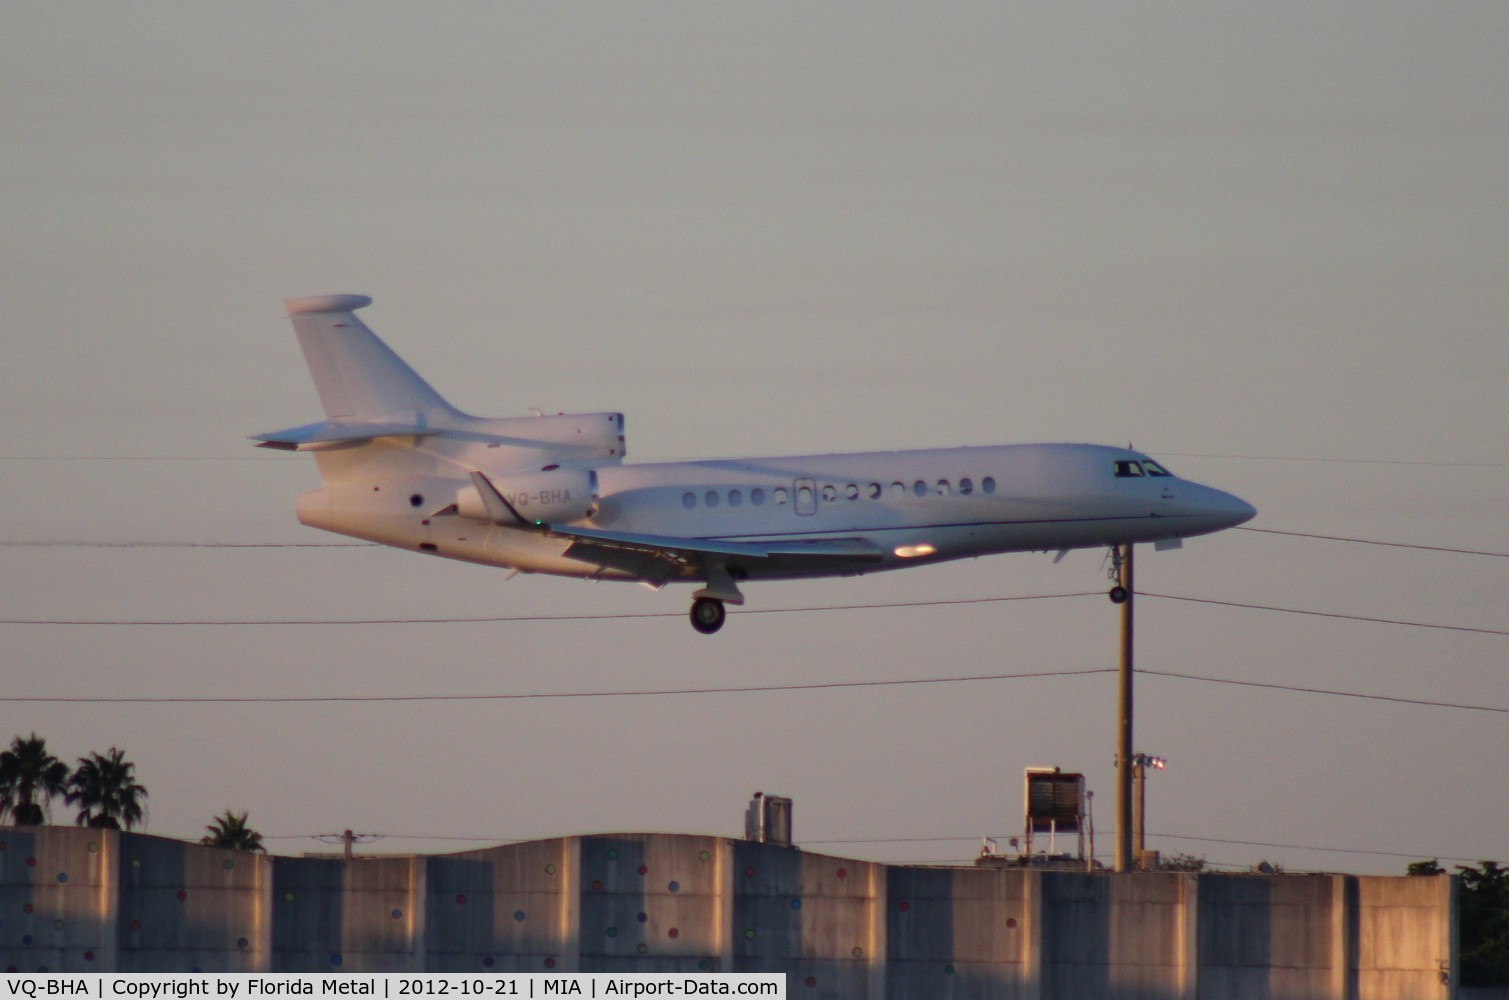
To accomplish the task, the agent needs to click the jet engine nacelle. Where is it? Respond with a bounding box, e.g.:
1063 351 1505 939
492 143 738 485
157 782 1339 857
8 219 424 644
455 466 598 525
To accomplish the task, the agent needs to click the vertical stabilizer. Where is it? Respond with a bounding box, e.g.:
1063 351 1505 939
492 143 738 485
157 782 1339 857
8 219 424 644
283 294 459 421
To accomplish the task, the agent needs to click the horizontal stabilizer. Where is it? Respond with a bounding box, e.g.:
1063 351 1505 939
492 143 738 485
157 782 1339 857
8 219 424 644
251 419 440 450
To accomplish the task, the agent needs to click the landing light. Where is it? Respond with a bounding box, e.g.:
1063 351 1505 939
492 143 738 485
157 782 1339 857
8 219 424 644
894 543 936 559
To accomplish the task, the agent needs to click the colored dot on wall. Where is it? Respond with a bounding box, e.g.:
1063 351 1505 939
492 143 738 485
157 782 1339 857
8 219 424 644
223 860 235 870
698 851 710 862
25 857 37 867
482 958 494 969
744 929 756 940
744 867 757 878
636 944 648 955
1006 917 1018 929
392 910 403 920
330 954 342 967
606 927 617 938
514 911 526 923
21 936 32 947
852 947 864 958
804 978 816 989
283 893 295 902
545 864 557 875
667 881 679 893
23 904 34 915
636 912 647 924
698 960 710 972
455 895 467 905
83 952 95 962
543 958 556 969
54 920 66 930
130 920 142 932
637 865 648 876
668 928 679 939
606 849 619 860
176 890 187 902
57 873 68 883
836 868 848 879
87 843 99 854
789 899 801 910
237 939 249 950
131 859 142 869
591 880 603 892
897 901 910 912
944 964 956 975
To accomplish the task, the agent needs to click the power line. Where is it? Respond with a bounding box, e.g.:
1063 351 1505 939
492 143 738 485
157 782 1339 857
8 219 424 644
0 591 1100 626
1142 592 1509 636
1236 526 1509 558
0 667 1115 704
4 666 1501 714
0 541 370 549
1147 831 1495 865
1160 452 1509 469
1139 668 1509 714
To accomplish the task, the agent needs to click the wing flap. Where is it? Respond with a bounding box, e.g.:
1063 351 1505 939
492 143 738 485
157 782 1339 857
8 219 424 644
549 523 885 570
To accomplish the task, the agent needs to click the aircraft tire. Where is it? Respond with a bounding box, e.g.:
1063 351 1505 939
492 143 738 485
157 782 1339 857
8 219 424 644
1109 586 1129 604
690 598 726 634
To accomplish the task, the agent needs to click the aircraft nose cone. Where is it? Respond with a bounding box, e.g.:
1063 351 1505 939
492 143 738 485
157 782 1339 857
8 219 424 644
1210 489 1257 528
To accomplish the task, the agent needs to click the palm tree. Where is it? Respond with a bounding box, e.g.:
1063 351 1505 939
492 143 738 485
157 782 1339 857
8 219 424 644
0 733 70 826
200 810 264 852
66 748 147 830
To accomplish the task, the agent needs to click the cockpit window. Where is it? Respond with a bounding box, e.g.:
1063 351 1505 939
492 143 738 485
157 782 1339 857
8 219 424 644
1113 460 1144 478
1142 460 1173 477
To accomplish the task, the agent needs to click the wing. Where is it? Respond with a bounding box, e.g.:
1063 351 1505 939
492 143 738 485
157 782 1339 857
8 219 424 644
546 523 886 579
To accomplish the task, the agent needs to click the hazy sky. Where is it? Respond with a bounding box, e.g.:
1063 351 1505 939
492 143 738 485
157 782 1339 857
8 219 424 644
2 3 1505 874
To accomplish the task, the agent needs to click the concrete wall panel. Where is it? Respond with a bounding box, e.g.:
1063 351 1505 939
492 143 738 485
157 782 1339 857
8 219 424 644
0 827 1461 996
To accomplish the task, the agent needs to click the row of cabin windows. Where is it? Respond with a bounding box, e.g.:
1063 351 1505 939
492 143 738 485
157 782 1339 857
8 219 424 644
681 476 997 511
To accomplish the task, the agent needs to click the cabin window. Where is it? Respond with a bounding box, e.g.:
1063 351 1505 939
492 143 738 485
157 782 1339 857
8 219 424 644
774 487 789 505
728 489 743 507
796 485 814 507
890 482 906 498
682 492 696 510
936 480 950 496
1143 460 1173 477
867 482 882 499
705 490 720 508
1114 460 1144 478
845 483 860 501
751 488 765 505
821 485 837 503
982 476 996 494
959 478 973 496
913 480 928 498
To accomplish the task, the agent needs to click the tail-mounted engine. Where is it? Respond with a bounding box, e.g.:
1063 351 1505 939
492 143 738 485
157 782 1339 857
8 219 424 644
454 466 598 525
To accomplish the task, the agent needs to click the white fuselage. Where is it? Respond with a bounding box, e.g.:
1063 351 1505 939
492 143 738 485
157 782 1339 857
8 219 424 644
295 439 1254 584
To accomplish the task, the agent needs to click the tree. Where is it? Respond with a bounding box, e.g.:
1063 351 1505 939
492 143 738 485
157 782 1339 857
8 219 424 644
1407 858 1446 876
66 748 147 830
1160 852 1208 872
201 810 264 852
0 733 70 826
1458 860 1509 988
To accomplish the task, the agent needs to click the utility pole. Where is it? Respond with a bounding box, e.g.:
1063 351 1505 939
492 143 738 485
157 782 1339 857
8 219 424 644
1114 543 1134 873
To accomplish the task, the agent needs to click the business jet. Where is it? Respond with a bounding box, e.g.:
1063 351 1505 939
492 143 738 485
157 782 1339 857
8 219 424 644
255 295 1255 633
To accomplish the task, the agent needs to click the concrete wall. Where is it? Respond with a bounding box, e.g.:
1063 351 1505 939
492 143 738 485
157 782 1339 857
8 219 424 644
0 827 1458 998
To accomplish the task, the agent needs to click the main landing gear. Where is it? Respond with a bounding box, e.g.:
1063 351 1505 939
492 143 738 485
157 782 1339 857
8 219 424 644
1106 545 1130 604
689 561 743 635
690 597 726 635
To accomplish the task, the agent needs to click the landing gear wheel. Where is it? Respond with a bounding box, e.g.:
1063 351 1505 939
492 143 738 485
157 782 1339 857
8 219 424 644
1109 586 1129 604
690 597 726 634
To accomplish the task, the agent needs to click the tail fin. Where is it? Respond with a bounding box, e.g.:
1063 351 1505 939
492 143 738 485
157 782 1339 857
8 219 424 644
283 294 460 421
